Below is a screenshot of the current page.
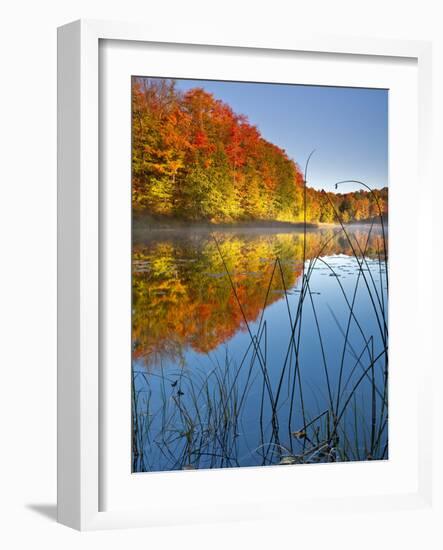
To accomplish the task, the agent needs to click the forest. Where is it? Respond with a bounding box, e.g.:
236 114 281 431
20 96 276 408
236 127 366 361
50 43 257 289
132 78 388 224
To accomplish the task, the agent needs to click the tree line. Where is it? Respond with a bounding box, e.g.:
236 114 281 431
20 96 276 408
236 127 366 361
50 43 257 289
132 78 388 224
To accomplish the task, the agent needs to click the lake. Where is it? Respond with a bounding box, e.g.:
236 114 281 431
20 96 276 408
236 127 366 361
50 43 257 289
132 224 388 472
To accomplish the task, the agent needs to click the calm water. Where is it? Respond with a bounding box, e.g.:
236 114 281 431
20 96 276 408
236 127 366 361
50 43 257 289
132 225 388 472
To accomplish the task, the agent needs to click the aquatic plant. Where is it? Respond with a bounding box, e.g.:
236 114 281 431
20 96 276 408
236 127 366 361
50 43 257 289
132 171 388 472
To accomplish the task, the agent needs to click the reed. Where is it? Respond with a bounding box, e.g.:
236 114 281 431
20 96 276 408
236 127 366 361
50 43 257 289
132 172 388 472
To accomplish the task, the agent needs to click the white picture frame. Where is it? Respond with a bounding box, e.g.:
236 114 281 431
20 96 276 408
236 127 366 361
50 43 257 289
57 19 434 531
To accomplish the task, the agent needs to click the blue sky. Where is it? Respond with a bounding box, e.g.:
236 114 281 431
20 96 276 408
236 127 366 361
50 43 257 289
169 78 388 193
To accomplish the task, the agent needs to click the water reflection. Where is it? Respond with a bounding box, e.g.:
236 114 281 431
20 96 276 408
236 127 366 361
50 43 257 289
132 226 386 367
132 224 388 472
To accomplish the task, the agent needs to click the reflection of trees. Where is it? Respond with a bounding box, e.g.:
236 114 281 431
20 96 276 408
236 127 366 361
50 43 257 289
132 228 387 367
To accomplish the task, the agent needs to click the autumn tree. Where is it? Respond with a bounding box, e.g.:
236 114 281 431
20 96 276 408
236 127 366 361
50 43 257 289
132 77 388 224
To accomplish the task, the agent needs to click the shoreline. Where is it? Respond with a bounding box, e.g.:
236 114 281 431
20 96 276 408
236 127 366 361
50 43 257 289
133 218 320 237
133 215 385 235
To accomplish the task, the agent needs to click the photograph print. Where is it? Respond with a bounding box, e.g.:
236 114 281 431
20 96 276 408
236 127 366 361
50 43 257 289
131 76 388 473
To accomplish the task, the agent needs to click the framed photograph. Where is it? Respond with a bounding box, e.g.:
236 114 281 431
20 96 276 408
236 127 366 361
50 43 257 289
57 20 433 530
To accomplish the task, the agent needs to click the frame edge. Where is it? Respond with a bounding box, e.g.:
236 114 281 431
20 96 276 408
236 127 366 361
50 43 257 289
57 19 82 530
